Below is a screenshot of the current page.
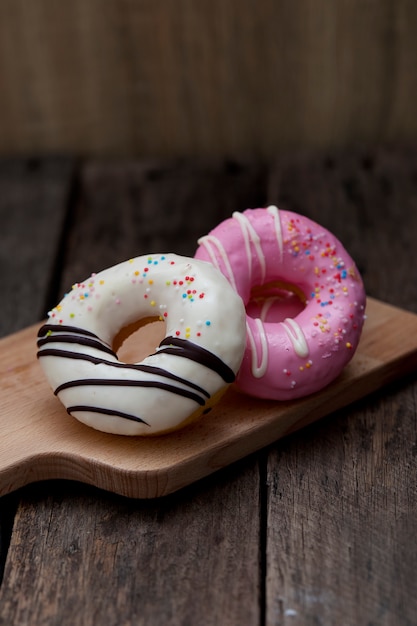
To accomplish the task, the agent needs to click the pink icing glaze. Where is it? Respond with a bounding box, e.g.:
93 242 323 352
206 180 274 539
194 206 367 400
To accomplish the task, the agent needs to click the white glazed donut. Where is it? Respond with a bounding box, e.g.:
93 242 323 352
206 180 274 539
37 254 246 435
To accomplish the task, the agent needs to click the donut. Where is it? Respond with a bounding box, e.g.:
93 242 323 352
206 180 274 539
194 206 367 400
37 254 246 435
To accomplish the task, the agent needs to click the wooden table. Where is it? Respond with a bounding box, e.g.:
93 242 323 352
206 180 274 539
0 149 416 625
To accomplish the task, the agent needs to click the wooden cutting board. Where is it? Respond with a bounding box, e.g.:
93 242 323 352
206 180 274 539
1 297 417 499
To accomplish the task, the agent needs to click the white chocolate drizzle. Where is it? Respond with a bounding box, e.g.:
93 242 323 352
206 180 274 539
280 318 309 358
197 235 237 290
266 205 283 260
198 206 309 378
232 211 266 283
258 297 279 322
246 319 268 378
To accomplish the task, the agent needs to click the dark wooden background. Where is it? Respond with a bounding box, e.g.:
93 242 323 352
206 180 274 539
0 147 416 624
0 2 417 158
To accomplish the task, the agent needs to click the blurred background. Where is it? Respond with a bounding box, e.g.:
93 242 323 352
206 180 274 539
0 0 416 159
1 0 417 334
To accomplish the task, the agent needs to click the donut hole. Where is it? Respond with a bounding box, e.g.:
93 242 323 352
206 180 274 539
113 317 166 364
247 281 306 323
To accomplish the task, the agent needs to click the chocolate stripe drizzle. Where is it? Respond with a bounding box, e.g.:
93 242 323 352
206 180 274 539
55 378 207 405
37 327 235 427
67 405 150 426
38 326 234 382
37 349 210 398
37 334 116 357
38 324 100 340
157 336 236 383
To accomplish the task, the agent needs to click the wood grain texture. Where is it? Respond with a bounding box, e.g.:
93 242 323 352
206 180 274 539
0 297 416 500
0 157 74 586
0 1 416 157
265 379 417 625
0 158 73 335
265 148 417 625
0 149 416 625
0 157 266 625
58 158 266 291
0 461 261 626
0 157 74 337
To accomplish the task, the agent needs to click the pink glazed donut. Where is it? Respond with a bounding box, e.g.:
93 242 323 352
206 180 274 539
194 206 367 400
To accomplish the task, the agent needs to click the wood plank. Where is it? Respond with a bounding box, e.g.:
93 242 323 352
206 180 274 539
265 148 417 624
265 381 417 625
0 157 74 584
0 157 75 337
0 297 416 500
57 158 266 291
1 150 416 625
0 460 261 626
0 159 265 625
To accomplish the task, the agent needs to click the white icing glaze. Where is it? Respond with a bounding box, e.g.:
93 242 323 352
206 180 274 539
196 235 237 290
232 211 266 282
266 205 284 259
246 318 268 378
258 297 278 322
199 208 279 288
248 315 309 377
37 254 246 435
280 318 309 358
